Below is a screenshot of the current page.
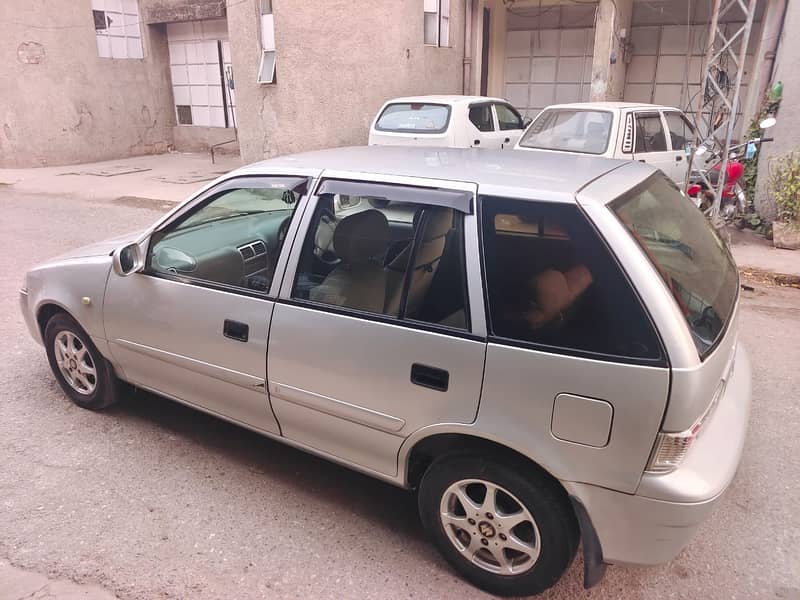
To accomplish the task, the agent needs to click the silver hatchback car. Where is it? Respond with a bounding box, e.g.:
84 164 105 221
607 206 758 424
20 147 750 597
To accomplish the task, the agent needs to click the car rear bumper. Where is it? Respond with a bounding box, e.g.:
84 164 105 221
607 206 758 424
564 343 752 566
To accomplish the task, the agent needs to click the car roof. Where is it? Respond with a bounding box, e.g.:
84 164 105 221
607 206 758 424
233 146 649 203
381 95 509 106
542 101 681 112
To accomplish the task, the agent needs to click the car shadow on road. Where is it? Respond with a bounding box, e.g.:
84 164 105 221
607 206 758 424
106 385 428 545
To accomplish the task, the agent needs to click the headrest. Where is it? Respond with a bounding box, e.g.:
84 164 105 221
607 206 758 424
422 208 453 241
333 209 390 265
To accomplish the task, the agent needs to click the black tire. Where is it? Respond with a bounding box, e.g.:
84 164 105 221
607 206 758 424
734 217 747 230
44 313 121 411
418 454 579 597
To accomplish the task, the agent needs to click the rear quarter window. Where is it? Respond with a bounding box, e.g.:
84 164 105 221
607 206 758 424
375 103 451 134
481 196 664 364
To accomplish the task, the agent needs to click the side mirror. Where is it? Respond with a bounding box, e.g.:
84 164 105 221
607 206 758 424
522 116 533 128
112 242 145 276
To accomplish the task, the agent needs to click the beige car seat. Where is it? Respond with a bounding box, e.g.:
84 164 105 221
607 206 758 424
310 209 390 313
384 208 453 317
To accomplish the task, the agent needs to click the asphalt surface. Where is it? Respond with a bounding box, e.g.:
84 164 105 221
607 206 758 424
1 189 799 600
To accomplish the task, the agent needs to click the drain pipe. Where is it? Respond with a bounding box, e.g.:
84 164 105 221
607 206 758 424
462 0 473 94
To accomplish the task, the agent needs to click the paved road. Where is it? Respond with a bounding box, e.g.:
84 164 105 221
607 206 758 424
1 189 798 600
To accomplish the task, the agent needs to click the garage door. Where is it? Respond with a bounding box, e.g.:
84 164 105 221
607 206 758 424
504 28 595 118
623 21 759 126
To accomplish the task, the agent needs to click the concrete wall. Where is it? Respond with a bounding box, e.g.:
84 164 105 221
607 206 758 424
172 125 238 153
0 0 175 167
226 0 465 163
755 0 798 222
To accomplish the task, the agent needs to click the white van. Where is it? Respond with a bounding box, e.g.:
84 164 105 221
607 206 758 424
369 95 530 150
514 102 696 186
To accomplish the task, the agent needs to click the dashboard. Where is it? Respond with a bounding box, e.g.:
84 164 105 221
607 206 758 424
151 209 293 292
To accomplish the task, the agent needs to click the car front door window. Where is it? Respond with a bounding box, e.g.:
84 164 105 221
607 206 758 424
494 103 523 131
148 178 305 295
634 113 668 153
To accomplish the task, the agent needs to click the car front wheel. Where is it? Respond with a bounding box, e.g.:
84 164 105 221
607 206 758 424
418 454 579 597
44 313 120 410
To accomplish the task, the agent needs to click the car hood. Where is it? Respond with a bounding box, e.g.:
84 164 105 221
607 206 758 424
53 230 145 261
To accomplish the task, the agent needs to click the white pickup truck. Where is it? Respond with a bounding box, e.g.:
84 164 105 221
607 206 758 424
514 102 696 186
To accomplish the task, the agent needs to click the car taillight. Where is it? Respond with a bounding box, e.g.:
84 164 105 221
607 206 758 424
645 380 726 474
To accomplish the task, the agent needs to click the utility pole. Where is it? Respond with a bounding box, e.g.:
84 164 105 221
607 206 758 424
689 0 759 225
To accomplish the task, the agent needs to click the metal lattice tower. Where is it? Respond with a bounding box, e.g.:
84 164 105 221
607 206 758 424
689 0 758 222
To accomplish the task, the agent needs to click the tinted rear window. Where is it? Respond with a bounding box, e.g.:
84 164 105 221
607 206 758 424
611 174 739 358
482 196 664 364
518 109 613 154
375 103 451 134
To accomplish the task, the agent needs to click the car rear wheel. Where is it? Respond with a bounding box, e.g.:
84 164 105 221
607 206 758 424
418 454 578 597
44 313 120 410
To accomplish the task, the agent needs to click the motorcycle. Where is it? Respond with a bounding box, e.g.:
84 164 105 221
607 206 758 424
686 117 775 227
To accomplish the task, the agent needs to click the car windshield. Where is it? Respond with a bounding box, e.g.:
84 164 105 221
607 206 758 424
375 103 451 134
518 109 613 154
181 188 298 228
611 174 739 358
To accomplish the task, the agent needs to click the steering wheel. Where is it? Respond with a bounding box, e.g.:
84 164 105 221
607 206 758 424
313 209 341 266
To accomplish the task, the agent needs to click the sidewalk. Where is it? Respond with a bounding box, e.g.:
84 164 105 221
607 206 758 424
728 227 800 278
0 152 242 205
0 560 118 600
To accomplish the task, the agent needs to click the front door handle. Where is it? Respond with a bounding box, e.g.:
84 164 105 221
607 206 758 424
411 363 449 392
676 155 683 161
223 319 249 342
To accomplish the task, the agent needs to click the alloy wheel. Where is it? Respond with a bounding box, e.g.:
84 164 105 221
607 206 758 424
53 330 97 396
439 478 541 576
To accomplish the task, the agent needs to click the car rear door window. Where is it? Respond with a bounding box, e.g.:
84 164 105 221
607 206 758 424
481 196 663 363
292 182 471 330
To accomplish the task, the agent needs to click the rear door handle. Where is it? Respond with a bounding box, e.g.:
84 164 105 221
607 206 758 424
504 137 511 143
411 363 449 392
223 319 249 342
675 155 683 161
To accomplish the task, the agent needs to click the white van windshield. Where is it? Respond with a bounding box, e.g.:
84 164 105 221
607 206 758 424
518 109 613 154
375 103 451 134
612 174 739 358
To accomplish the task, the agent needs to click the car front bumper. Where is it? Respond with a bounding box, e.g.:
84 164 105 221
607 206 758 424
19 288 43 345
564 343 752 567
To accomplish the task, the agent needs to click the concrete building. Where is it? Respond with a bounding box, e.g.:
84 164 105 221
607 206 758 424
473 0 769 126
753 0 794 221
0 0 789 182
1 0 465 167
